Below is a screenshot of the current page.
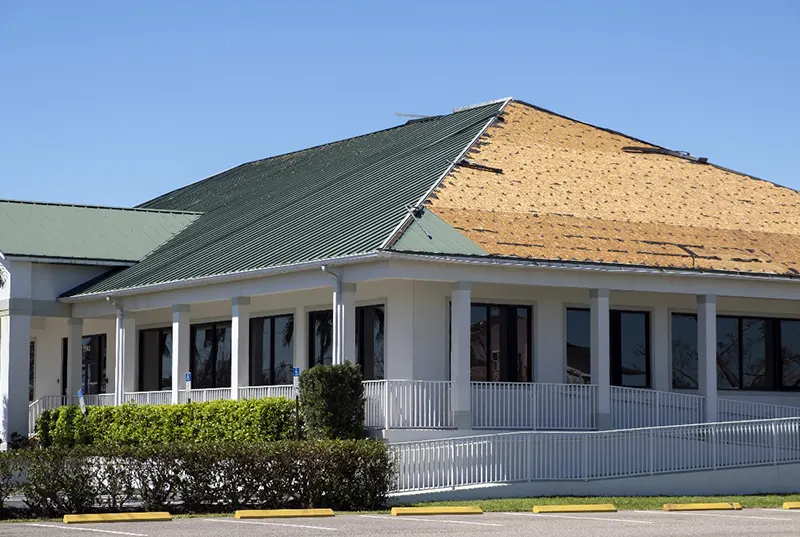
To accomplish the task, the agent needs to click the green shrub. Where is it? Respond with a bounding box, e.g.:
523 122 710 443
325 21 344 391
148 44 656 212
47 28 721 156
0 452 16 514
36 397 298 447
9 440 393 516
300 363 365 439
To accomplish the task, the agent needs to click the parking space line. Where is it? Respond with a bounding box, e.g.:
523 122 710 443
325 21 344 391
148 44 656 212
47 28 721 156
633 510 794 521
25 524 147 536
505 512 652 524
359 514 503 527
205 518 338 531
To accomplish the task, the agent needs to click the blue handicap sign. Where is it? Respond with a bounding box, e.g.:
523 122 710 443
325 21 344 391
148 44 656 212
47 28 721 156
185 372 192 382
293 368 300 377
77 389 83 399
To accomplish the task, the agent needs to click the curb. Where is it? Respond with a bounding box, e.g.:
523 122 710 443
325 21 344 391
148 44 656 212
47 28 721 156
63 512 172 524
391 506 483 516
532 504 616 514
235 509 335 519
663 503 742 511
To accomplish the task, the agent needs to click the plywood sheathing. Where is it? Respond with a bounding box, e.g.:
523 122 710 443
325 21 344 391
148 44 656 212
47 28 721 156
428 101 800 275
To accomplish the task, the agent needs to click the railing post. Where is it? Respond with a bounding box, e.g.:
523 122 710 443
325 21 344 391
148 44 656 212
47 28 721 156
711 426 717 471
582 434 589 481
772 421 778 466
649 427 655 475
449 438 456 490
383 380 390 432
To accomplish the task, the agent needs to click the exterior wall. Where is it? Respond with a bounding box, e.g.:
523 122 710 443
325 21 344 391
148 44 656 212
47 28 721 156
30 263 111 301
391 463 800 502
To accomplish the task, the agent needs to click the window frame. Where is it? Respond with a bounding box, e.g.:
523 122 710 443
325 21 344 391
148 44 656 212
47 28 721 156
249 313 294 386
470 302 533 383
190 321 232 389
669 312 800 392
137 326 172 392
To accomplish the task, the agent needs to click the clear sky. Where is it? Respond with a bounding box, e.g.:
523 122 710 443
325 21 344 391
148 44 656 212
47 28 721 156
1 1 798 207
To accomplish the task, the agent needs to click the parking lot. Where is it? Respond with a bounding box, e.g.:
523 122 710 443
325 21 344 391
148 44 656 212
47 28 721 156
3 509 800 537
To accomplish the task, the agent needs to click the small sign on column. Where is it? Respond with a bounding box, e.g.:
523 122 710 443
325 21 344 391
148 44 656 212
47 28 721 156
77 389 87 416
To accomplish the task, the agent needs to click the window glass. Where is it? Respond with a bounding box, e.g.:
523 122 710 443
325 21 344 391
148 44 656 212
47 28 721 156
139 330 160 392
470 306 488 381
310 311 333 366
619 311 648 388
488 307 502 381
781 320 800 388
716 317 740 389
160 331 172 391
192 326 215 389
356 306 384 380
215 324 232 388
516 307 530 382
671 314 698 389
566 309 591 384
741 318 770 389
274 315 293 384
81 334 107 394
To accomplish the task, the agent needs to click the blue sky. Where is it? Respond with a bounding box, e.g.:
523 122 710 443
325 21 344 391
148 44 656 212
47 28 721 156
1 1 798 207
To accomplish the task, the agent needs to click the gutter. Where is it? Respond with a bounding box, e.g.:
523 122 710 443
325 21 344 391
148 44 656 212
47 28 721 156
60 251 383 303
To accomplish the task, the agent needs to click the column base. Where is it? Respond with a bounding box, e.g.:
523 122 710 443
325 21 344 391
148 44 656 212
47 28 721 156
596 412 612 431
453 410 472 430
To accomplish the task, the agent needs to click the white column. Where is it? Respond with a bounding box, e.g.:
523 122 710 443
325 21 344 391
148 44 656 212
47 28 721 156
450 282 472 429
231 297 250 400
0 314 32 444
590 289 611 430
332 283 343 365
113 308 125 406
171 305 191 404
342 283 356 364
651 305 671 392
535 298 565 383
66 318 84 398
122 317 137 394
293 306 308 371
697 294 717 422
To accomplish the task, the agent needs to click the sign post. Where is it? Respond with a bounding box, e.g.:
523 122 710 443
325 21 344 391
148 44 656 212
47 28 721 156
185 372 192 404
293 367 301 440
77 389 87 417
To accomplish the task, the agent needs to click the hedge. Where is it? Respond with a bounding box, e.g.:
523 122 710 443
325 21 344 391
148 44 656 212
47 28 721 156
35 397 298 447
300 362 365 439
0 440 393 517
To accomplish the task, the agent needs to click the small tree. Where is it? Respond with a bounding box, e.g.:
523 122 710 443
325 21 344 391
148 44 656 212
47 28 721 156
299 363 364 440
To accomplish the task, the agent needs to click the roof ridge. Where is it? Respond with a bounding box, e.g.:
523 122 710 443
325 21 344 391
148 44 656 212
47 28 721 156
138 101 508 209
510 99 796 194
0 198 202 215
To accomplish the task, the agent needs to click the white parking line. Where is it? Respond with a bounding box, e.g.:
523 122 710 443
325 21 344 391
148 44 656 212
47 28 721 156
25 524 147 536
633 510 794 521
205 518 338 531
359 514 503 527
505 512 652 524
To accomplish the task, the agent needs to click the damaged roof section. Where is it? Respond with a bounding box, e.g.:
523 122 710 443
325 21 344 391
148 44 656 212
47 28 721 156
426 100 800 276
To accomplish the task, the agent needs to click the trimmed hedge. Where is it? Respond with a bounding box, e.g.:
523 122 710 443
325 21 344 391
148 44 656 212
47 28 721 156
36 398 298 447
5 440 393 517
300 363 365 439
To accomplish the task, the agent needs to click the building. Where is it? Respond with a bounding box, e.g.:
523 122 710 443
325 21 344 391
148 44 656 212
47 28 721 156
3 98 800 457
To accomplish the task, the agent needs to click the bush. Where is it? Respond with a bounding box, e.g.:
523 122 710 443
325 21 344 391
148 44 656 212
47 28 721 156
8 440 393 517
36 397 298 447
0 452 16 514
300 363 365 439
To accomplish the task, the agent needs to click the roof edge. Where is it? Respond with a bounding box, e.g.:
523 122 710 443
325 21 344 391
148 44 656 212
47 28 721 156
0 198 202 215
3 254 137 267
380 97 513 251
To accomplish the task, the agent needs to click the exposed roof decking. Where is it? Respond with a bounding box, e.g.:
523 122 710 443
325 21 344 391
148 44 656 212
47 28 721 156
0 200 200 263
67 100 506 296
427 101 800 275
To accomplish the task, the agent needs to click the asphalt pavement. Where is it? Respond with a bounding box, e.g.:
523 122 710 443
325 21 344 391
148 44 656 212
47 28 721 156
3 509 800 536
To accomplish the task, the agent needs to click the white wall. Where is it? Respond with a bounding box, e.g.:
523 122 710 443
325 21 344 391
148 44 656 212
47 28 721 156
30 263 112 301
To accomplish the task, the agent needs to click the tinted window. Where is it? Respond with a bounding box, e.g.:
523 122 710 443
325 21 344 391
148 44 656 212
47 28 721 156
716 317 739 389
566 308 591 384
671 314 698 388
781 320 800 388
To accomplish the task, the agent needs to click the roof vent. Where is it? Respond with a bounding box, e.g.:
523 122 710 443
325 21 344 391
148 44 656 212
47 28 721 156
622 146 708 164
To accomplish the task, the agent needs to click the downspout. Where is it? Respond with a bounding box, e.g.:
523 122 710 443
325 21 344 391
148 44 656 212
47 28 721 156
106 297 124 406
321 266 342 364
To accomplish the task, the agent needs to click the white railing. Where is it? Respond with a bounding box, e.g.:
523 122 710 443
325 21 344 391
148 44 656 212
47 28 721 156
363 380 387 429
391 417 800 492
239 385 294 400
28 395 72 432
83 393 115 406
123 391 173 405
178 387 232 403
611 386 705 429
386 380 454 429
471 382 597 430
719 398 800 422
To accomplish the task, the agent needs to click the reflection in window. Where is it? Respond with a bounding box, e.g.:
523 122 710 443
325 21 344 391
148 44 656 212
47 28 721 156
81 334 107 394
469 304 531 382
356 305 385 380
190 322 231 389
309 310 334 367
716 317 739 389
781 321 800 388
741 318 771 390
566 309 591 384
672 314 698 388
138 328 172 391
250 314 294 385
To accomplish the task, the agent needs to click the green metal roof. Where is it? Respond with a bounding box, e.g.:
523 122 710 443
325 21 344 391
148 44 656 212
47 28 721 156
0 200 200 263
390 209 487 256
66 100 506 297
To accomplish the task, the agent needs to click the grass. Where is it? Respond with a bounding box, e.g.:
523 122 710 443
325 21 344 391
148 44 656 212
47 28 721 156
396 494 800 512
